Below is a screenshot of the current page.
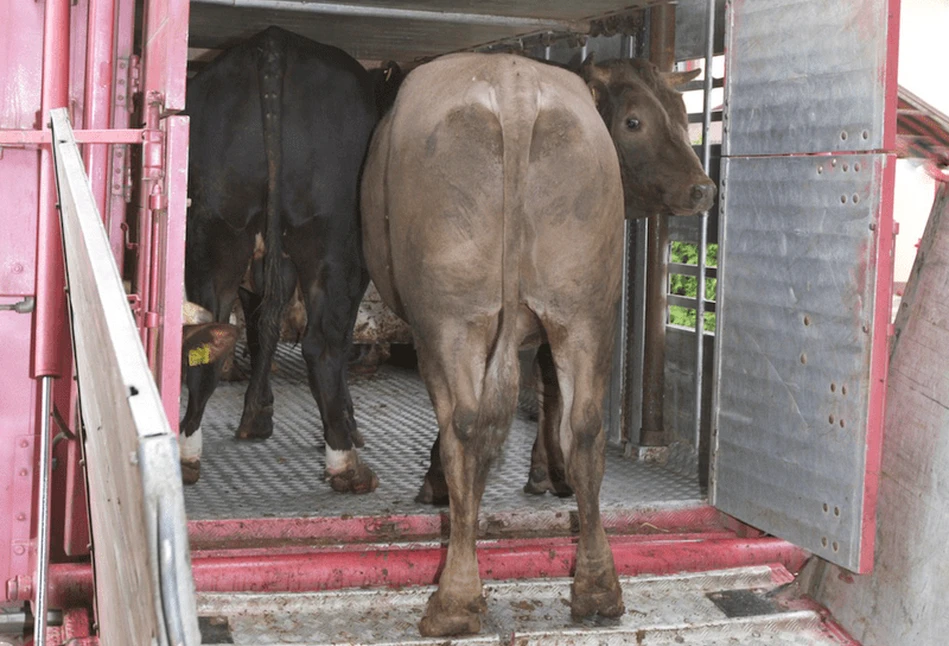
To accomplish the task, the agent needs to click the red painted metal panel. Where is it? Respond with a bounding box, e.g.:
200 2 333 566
141 0 190 112
156 115 188 431
0 149 40 296
48 534 807 605
0 129 146 144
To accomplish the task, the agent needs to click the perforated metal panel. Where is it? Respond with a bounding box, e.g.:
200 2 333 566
711 154 891 573
722 0 896 156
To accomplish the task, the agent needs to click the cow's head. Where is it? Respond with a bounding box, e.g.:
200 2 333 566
580 56 716 217
181 301 239 374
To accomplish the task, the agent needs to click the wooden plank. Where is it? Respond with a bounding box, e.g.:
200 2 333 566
51 109 199 646
815 182 949 643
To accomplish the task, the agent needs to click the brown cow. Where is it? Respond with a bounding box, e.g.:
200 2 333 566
361 53 713 636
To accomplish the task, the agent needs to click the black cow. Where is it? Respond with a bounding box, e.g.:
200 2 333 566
179 26 379 493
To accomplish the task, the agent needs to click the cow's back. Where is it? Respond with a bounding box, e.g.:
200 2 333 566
186 27 378 232
361 53 623 338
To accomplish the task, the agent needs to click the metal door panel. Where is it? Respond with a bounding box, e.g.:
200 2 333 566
712 153 893 573
722 0 896 156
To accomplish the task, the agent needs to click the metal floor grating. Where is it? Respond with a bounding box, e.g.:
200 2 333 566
183 343 703 520
197 566 840 645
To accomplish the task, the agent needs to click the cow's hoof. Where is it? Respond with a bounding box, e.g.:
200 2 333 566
326 462 379 494
181 459 201 485
235 415 273 441
415 473 449 506
524 467 574 498
570 568 624 621
418 590 486 637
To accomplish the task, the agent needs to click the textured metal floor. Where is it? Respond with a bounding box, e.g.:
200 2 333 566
183 343 702 520
196 566 842 645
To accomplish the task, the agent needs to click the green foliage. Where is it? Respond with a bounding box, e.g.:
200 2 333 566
668 242 717 332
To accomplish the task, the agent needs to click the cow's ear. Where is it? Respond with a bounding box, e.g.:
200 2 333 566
661 68 702 90
579 53 610 86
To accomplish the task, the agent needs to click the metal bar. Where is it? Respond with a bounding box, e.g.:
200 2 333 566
33 377 53 646
190 0 589 31
82 0 116 231
692 0 717 452
640 1 676 447
669 295 716 313
33 0 71 379
669 263 718 279
0 129 145 145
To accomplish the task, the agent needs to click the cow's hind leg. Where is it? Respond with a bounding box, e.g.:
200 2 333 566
417 321 515 636
524 344 572 497
292 234 375 494
548 327 624 621
235 257 297 440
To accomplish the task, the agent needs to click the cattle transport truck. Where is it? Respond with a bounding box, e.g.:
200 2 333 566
2 0 946 644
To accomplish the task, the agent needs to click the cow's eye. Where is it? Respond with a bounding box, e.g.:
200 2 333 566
626 117 641 130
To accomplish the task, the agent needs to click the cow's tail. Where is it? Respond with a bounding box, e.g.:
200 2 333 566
257 31 287 336
476 62 539 459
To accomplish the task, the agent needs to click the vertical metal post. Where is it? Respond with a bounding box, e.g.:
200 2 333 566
692 0 717 450
640 2 676 447
34 0 71 379
33 1 71 642
82 0 116 221
34 378 53 646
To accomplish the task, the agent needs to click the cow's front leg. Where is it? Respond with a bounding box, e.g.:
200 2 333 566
524 344 572 497
416 435 449 505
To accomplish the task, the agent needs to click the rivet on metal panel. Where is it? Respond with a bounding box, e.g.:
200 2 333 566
817 165 824 175
840 419 845 428
854 162 861 172
832 159 838 167
832 541 839 552
829 414 836 425
831 382 836 392
803 315 811 326
16 513 25 521
800 353 807 365
840 195 848 204
861 130 870 140
821 537 828 547
840 131 849 141
823 503 829 513
834 506 840 517
852 194 860 204
842 385 848 395
13 545 24 556
19 469 27 477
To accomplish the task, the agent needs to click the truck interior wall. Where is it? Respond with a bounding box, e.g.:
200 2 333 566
813 182 949 645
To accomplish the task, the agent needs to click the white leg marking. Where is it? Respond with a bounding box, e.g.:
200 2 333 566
325 447 356 475
179 427 203 461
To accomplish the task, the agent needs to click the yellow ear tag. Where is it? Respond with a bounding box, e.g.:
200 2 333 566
188 344 212 367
